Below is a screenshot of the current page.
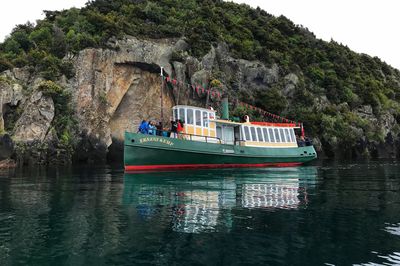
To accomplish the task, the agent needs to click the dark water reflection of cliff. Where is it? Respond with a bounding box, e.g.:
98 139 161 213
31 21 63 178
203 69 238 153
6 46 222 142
0 162 400 265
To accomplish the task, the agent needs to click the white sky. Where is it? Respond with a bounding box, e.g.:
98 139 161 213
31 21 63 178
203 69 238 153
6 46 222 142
231 0 400 70
0 0 399 70
0 0 88 39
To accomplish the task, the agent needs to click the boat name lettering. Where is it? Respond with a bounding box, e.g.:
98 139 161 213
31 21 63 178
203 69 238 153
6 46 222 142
222 149 235 154
139 137 174 146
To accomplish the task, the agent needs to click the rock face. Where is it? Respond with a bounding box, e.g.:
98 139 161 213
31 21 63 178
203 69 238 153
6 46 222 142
0 134 13 160
71 37 179 160
13 91 55 142
0 79 23 132
0 158 16 169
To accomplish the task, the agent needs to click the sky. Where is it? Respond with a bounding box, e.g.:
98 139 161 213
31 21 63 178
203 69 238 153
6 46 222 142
0 0 399 70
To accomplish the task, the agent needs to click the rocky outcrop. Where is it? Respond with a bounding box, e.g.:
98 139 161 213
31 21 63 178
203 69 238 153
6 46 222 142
13 91 54 142
0 158 16 169
71 37 180 160
0 134 13 160
0 78 23 132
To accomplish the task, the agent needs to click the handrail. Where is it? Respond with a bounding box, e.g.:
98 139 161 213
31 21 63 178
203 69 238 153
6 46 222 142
152 129 222 144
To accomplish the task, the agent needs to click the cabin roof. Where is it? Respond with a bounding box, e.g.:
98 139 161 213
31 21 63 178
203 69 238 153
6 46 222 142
214 119 300 128
173 105 216 113
214 119 243 126
250 122 300 128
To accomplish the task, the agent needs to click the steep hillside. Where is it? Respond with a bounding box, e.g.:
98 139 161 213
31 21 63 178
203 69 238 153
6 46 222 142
1 0 400 164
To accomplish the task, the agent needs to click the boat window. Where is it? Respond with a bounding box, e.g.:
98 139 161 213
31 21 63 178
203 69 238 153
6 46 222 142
187 109 194 125
203 111 209 127
290 129 296 143
244 126 251 141
279 128 285 142
257 128 263 142
284 128 291 142
223 125 235 144
274 128 280 142
179 108 185 122
250 127 257 141
173 109 178 121
195 110 201 126
216 126 222 140
268 128 275 142
263 128 269 142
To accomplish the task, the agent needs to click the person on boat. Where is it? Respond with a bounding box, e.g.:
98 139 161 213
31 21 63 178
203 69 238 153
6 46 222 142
170 120 178 138
162 127 169 137
177 119 184 139
298 135 306 147
148 121 156 135
138 120 149 134
156 122 163 136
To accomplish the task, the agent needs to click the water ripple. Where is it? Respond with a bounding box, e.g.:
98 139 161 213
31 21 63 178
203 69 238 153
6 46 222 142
384 223 400 236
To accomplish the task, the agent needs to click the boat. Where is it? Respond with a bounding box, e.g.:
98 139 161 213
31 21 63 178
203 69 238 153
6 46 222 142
124 98 317 171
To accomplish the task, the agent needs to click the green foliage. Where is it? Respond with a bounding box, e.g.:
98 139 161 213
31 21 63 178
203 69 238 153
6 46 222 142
255 87 288 115
230 105 264 122
0 56 13 72
210 79 222 88
0 75 12 84
1 0 400 157
38 80 77 150
38 80 63 96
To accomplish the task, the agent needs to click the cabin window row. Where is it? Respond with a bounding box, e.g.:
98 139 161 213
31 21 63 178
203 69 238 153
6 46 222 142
242 126 296 143
173 108 213 128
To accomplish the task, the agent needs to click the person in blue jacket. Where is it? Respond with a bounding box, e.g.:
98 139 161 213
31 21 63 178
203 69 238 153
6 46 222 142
138 120 149 134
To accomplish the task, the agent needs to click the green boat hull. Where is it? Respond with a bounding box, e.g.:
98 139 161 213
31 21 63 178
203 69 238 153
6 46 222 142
124 132 317 171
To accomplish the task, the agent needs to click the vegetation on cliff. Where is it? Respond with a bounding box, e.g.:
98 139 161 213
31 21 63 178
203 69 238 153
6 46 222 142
1 0 400 157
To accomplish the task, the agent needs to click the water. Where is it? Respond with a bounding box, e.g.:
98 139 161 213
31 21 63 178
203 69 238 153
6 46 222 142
0 161 399 266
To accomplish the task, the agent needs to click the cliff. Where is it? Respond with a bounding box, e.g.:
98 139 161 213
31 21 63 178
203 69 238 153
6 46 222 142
1 0 400 165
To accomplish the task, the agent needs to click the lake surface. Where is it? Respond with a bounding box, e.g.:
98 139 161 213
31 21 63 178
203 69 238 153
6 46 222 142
0 161 399 265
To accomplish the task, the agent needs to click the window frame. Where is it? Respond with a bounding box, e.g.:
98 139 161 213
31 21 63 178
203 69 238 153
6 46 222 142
187 108 194 125
250 127 257 141
202 111 209 127
268 128 275 142
256 127 264 142
179 108 186 123
279 128 285 142
263 128 269 142
284 128 291 142
195 110 202 126
244 126 251 141
290 129 296 143
274 128 280 142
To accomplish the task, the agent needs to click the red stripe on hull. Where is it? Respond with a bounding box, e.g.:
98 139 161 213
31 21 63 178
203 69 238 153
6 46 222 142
125 162 302 171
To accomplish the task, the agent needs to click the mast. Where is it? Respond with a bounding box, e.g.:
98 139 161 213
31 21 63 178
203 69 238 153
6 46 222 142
160 66 164 128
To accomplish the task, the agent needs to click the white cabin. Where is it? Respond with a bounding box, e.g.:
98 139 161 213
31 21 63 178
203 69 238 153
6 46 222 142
172 105 300 148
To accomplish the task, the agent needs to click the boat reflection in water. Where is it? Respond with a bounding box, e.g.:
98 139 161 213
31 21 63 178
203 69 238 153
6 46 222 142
123 166 318 234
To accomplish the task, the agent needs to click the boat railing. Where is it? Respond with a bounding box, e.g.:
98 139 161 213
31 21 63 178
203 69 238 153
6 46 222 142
234 139 246 146
184 132 222 144
154 130 222 144
297 138 313 147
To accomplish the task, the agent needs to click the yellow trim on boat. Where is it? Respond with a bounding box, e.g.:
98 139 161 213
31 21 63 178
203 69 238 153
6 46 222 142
242 141 298 148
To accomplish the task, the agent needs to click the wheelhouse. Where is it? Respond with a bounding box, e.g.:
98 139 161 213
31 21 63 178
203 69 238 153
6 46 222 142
172 105 217 141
